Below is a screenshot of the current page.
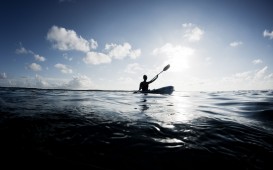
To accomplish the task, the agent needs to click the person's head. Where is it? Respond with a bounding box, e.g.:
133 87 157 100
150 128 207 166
143 75 147 81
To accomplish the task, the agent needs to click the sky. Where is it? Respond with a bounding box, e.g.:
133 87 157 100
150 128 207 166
0 0 273 91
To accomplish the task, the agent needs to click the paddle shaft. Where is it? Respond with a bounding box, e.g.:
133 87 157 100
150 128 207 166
153 71 163 79
153 64 170 79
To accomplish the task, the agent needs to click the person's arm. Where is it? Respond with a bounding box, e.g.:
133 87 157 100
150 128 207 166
148 75 158 84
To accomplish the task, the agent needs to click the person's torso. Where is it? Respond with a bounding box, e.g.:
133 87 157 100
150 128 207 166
141 81 149 91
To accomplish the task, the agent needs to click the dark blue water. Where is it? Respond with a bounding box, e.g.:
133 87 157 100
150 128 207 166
0 87 273 169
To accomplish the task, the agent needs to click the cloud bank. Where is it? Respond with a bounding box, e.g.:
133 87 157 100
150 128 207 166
47 25 141 65
220 66 273 90
64 75 93 90
0 74 94 90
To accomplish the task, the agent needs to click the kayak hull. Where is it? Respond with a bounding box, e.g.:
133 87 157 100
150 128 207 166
136 86 174 95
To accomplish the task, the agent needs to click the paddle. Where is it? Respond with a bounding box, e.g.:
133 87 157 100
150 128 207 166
156 64 170 77
147 64 170 84
134 64 170 93
150 64 170 81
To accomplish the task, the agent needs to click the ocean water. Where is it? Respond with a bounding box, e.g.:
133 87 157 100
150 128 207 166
0 87 273 169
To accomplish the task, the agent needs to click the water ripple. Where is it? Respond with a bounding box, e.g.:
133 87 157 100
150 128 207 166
0 87 273 169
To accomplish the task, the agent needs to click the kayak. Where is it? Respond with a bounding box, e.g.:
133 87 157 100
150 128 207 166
134 86 174 95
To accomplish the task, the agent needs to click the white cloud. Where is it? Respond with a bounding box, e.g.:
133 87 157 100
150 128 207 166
90 38 98 49
252 59 263 65
29 63 42 72
34 54 46 62
15 47 29 54
54 63 73 74
125 63 143 74
254 66 267 80
64 75 93 90
83 51 111 65
220 66 273 90
0 76 49 89
35 74 50 88
83 42 140 65
105 42 141 59
179 66 273 91
46 26 140 65
182 23 194 28
116 76 135 90
47 25 94 52
153 43 194 56
182 23 204 42
63 53 73 61
153 43 194 71
129 49 141 59
263 29 273 39
0 75 94 90
234 71 252 79
230 41 243 47
0 72 7 79
15 45 46 62
265 73 273 80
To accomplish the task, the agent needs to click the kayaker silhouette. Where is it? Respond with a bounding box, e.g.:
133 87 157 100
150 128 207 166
135 64 171 93
139 74 158 91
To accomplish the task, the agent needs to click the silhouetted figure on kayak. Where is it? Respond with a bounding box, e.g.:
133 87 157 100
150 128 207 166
135 64 171 94
139 74 158 91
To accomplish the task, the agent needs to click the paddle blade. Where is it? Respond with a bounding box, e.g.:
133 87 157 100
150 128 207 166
163 64 170 71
